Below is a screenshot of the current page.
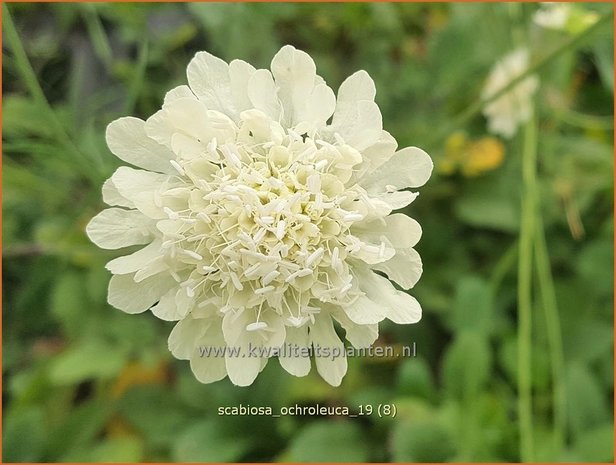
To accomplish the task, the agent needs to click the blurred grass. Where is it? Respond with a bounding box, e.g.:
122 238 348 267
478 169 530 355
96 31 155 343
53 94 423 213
2 2 614 462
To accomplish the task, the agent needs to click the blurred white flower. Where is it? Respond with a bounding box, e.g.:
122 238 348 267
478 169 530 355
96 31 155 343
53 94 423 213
533 2 571 30
481 48 539 139
87 45 432 386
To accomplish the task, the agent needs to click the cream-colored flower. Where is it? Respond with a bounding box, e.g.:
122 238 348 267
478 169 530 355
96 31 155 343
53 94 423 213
87 45 432 386
481 48 539 139
533 2 572 30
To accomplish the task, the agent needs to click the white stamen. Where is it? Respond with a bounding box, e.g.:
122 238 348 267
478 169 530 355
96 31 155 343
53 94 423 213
305 248 324 267
163 207 180 220
170 159 185 175
246 322 268 331
262 270 280 285
184 250 203 260
254 285 275 295
343 212 363 222
229 272 243 290
275 220 286 240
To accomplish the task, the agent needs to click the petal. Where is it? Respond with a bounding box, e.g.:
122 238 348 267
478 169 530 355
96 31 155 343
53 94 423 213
360 146 433 192
186 51 235 117
229 59 257 115
190 320 228 383
151 287 193 321
309 312 347 386
353 130 398 179
334 100 382 151
102 178 134 208
163 85 196 107
371 247 423 290
247 69 282 120
168 316 210 360
86 208 152 250
304 83 336 124
110 166 169 219
342 295 386 324
332 309 379 349
355 267 422 324
270 45 317 126
108 272 175 314
106 240 163 275
106 117 175 174
332 70 376 127
353 213 422 249
278 325 311 377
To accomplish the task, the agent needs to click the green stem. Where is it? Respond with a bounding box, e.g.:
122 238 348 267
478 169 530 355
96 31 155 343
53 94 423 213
490 240 519 296
3 5 103 184
427 10 614 150
518 111 538 462
534 215 567 454
80 4 114 69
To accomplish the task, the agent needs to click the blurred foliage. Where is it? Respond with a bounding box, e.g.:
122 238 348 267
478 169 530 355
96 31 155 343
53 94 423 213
2 2 614 462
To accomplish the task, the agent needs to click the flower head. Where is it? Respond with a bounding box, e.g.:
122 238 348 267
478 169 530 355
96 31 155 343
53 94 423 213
481 48 539 139
87 45 432 386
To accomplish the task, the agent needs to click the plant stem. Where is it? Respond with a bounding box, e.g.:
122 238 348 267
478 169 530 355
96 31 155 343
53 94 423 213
518 111 538 462
534 215 567 454
427 10 614 150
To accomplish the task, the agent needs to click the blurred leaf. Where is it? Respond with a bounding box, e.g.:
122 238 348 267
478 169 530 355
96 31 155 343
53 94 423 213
51 271 89 338
172 419 251 462
391 419 456 462
287 421 368 462
3 407 46 462
46 399 114 459
566 362 609 437
49 339 127 385
451 275 493 334
396 357 435 400
571 423 614 462
63 437 144 462
442 331 491 400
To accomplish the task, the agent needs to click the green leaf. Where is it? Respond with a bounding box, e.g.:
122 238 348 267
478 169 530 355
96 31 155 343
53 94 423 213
571 423 614 462
442 331 491 400
287 421 369 462
3 407 46 462
566 362 609 436
451 276 493 334
49 339 126 385
51 271 89 338
62 437 144 462
397 357 435 400
391 419 456 462
172 420 251 462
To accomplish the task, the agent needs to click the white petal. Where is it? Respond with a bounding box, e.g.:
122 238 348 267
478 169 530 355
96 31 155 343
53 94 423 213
168 316 210 360
353 130 398 179
229 59 257 115
106 240 162 275
303 83 336 124
278 326 311 377
108 272 175 314
355 267 422 324
86 208 152 250
270 45 317 126
163 85 195 107
225 339 262 387
151 287 193 321
353 213 422 249
247 69 282 120
342 295 386 324
110 167 169 219
360 146 433 192
372 191 419 210
372 247 423 290
186 51 235 117
332 309 379 349
190 320 228 383
332 70 376 127
102 178 134 208
106 117 175 174
309 312 347 387
334 100 382 151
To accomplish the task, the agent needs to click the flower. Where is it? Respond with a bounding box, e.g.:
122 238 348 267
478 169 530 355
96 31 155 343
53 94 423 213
439 132 505 177
533 2 572 30
86 45 432 386
481 48 539 139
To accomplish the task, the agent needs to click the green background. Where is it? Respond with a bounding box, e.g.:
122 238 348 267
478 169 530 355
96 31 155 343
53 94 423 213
3 2 614 462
